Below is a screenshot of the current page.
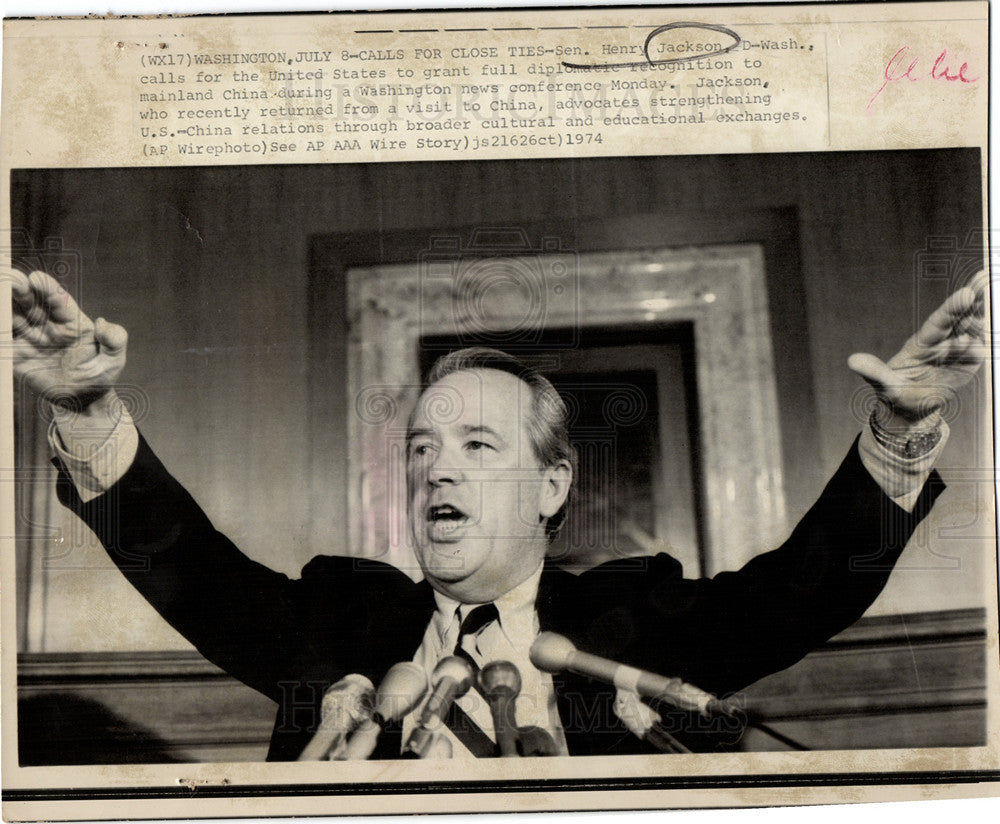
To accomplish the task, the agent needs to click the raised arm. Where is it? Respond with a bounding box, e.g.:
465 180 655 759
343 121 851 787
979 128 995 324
718 271 990 688
622 273 990 697
9 268 309 700
849 269 989 501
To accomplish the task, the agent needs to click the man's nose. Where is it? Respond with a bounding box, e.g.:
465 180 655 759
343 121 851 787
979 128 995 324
427 448 465 486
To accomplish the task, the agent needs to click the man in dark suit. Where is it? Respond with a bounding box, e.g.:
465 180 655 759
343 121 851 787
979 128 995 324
9 266 988 759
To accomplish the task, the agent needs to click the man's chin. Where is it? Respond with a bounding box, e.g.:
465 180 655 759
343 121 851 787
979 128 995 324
417 541 475 583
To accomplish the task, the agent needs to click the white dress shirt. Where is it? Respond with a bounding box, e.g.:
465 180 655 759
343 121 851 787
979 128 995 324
404 563 568 758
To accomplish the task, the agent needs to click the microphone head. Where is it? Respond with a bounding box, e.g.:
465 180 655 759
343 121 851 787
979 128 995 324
478 660 522 699
431 656 474 696
529 631 577 674
321 674 375 726
373 661 428 723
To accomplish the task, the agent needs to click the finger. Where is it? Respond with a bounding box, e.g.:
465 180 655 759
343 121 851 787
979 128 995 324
12 338 44 371
948 333 990 368
4 267 34 310
12 300 83 346
94 318 128 355
848 352 903 397
26 269 80 324
913 283 985 348
20 300 52 330
967 268 990 300
954 271 990 340
338 720 380 761
8 270 44 328
10 318 50 346
954 313 987 344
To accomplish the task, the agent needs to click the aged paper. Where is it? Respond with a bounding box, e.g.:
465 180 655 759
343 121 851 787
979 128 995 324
1 2 996 820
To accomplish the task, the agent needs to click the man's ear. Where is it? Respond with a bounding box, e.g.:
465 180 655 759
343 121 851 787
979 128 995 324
538 459 573 519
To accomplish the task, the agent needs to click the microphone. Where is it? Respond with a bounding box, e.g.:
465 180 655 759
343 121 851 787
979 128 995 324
297 674 375 761
371 661 429 728
333 661 429 761
530 632 738 719
515 725 559 757
403 656 474 759
421 656 475 728
478 661 522 757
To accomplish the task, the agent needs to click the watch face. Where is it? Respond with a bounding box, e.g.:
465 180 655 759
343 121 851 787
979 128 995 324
868 411 943 460
904 430 943 460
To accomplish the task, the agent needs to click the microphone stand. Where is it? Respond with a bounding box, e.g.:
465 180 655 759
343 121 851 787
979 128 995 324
479 661 522 758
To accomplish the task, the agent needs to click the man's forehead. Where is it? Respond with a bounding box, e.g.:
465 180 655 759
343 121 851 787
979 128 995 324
409 368 531 432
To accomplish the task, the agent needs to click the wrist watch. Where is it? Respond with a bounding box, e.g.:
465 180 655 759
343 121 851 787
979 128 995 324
868 411 944 459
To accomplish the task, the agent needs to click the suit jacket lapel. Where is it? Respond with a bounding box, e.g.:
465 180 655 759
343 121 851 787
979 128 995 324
366 572 437 680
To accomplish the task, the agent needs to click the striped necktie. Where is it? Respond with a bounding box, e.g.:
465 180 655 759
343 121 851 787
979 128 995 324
446 603 500 757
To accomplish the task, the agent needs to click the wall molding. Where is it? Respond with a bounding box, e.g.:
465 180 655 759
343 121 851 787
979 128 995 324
738 607 987 750
18 650 276 765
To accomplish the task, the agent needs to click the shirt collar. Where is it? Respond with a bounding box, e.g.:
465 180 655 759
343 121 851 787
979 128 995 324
432 562 544 646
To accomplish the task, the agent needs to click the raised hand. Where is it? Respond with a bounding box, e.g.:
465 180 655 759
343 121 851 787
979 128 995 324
8 268 127 410
848 270 989 428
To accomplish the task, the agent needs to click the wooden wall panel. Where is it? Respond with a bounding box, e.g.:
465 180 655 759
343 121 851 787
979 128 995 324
17 652 274 765
738 608 987 751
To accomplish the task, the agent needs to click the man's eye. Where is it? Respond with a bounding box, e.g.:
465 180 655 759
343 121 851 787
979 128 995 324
466 440 493 452
410 443 434 457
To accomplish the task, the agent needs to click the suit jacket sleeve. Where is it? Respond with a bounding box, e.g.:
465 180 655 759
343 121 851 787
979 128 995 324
55 431 317 702
573 439 946 699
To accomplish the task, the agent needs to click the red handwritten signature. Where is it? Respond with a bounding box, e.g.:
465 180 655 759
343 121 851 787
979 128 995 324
867 46 979 111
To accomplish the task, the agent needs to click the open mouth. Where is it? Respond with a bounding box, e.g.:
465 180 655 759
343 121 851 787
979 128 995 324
427 504 470 539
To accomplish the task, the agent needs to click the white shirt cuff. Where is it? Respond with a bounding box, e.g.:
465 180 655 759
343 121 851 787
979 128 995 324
858 419 949 512
48 396 139 503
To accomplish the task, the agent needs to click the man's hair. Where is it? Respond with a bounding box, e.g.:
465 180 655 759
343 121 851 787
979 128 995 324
425 347 575 543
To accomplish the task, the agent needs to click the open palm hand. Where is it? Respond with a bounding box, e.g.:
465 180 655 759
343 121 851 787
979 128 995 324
849 270 989 424
8 268 127 409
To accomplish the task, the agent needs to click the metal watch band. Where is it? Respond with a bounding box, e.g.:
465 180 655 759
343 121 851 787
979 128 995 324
868 410 944 460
